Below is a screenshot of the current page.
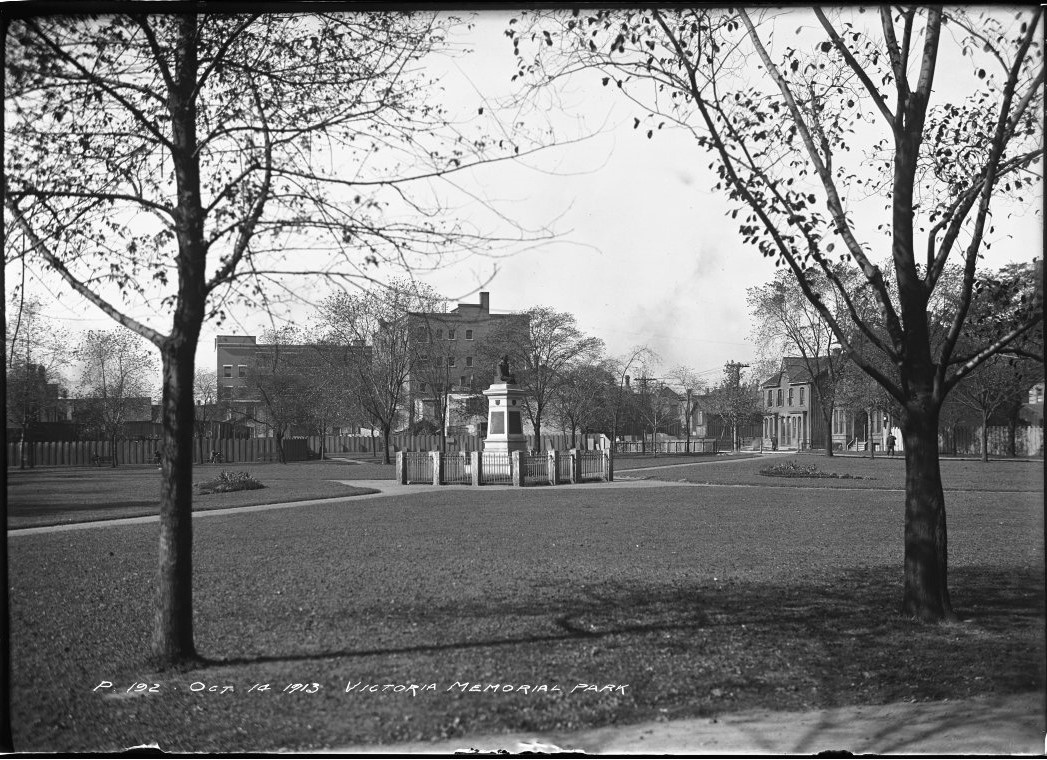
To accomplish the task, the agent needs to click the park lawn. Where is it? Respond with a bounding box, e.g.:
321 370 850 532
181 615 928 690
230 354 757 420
6 461 386 529
9 476 1043 753
620 453 1045 493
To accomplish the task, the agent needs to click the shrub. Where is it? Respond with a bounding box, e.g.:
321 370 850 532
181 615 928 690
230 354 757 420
194 470 266 494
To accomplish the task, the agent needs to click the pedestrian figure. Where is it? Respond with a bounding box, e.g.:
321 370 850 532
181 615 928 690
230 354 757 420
209 449 223 464
886 433 896 457
153 449 161 469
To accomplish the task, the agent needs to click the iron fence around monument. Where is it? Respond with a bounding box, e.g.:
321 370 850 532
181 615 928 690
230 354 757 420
481 452 513 484
443 452 470 484
403 452 433 484
520 453 548 486
578 451 605 482
557 452 574 482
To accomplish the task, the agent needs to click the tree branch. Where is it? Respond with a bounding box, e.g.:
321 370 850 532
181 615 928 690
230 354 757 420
813 8 894 127
6 200 167 347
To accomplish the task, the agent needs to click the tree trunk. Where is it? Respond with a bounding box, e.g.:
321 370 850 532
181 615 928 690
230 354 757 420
276 430 286 463
900 404 956 622
1006 409 1018 457
153 340 199 667
822 405 834 457
151 13 207 669
382 423 392 465
981 408 989 463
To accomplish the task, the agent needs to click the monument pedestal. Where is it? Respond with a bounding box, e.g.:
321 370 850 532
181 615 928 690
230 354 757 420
483 382 528 453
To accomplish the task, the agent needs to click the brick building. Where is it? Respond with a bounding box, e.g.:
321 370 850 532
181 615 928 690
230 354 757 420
214 334 370 436
406 291 529 434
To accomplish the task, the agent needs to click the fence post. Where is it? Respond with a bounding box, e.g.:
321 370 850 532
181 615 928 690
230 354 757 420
471 450 482 486
604 449 613 482
511 450 522 487
430 451 442 485
569 448 579 484
395 451 407 485
548 450 559 485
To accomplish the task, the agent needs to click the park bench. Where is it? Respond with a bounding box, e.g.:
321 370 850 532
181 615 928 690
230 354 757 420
91 454 115 467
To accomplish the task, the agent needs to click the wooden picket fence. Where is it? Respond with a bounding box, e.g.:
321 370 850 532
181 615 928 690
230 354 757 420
939 425 1043 457
7 437 309 467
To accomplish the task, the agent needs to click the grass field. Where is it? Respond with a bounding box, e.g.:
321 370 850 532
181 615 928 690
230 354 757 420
6 460 387 528
8 456 1044 752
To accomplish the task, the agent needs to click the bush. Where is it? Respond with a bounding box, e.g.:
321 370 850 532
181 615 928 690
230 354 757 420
759 459 862 479
194 470 266 494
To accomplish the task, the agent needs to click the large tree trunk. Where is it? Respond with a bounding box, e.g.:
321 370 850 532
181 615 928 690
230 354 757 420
900 403 956 622
153 340 199 666
382 423 392 465
151 14 205 669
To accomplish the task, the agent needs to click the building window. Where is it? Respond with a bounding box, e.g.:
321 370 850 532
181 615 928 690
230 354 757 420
448 329 456 340
223 365 232 378
767 390 773 407
436 329 443 339
460 375 467 386
238 365 247 378
417 327 428 342
466 356 473 367
832 409 846 435
777 389 783 406
799 387 805 406
447 356 456 367
466 329 474 340
788 388 793 405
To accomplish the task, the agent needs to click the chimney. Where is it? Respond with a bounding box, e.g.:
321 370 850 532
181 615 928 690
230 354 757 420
479 291 490 313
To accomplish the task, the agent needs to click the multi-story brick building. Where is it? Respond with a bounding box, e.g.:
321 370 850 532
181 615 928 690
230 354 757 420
406 291 529 434
214 334 370 436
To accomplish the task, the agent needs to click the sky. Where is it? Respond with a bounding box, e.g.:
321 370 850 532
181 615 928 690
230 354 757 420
9 8 1043 394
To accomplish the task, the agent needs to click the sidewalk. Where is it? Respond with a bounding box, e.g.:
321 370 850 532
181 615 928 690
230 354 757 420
330 691 1044 755
7 477 682 536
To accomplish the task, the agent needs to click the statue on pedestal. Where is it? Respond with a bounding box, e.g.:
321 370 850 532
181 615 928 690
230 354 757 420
495 354 516 384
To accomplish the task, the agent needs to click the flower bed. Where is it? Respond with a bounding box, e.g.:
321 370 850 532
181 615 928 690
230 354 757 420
194 470 266 494
759 459 863 479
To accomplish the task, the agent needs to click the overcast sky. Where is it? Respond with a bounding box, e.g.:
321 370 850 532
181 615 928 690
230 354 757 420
13 9 1043 392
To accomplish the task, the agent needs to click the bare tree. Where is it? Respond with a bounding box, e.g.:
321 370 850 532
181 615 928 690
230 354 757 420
513 7 1044 621
605 345 659 451
483 306 603 447
191 369 223 463
5 295 67 468
76 329 158 464
550 359 614 448
319 280 443 463
6 12 539 667
707 362 761 452
748 268 858 456
668 365 708 452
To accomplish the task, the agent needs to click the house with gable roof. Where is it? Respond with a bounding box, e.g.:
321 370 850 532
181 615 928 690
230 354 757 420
760 356 829 450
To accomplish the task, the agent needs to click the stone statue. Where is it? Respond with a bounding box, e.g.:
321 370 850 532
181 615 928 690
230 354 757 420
495 354 516 383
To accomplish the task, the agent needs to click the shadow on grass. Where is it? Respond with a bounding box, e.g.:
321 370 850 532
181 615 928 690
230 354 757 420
199 564 1043 710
